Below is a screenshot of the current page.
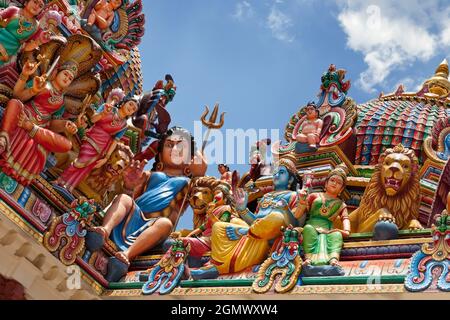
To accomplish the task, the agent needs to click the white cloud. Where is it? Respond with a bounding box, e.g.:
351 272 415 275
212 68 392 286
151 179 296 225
441 7 450 46
267 7 294 43
336 0 449 93
232 1 296 44
442 26 450 47
233 1 254 21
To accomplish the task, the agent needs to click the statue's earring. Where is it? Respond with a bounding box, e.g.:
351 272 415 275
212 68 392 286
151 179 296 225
156 162 164 171
183 166 192 177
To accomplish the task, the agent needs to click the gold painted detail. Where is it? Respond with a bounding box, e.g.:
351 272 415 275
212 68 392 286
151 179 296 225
343 237 432 249
0 200 43 243
102 284 407 297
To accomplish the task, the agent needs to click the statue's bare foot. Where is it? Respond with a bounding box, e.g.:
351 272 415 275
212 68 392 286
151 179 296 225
92 226 108 239
190 263 219 280
51 177 63 186
303 259 311 266
114 251 130 267
330 258 339 267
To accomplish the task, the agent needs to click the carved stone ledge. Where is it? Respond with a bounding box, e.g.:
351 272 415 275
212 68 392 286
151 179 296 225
0 205 100 300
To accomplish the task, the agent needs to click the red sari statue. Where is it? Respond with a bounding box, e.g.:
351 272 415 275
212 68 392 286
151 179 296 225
0 60 78 185
57 98 138 192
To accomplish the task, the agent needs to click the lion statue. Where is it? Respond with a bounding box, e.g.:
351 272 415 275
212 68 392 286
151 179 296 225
347 144 423 239
78 143 134 206
188 176 234 230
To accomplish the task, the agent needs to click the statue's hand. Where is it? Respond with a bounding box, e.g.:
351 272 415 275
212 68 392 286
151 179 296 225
337 229 350 238
39 30 51 45
276 198 289 211
342 230 350 238
32 75 47 92
22 61 41 77
295 134 304 143
0 17 8 28
64 121 78 135
123 159 147 189
169 231 181 239
102 103 113 115
93 158 108 169
75 115 88 129
408 219 423 231
297 189 308 202
225 225 248 241
206 202 216 214
232 187 248 211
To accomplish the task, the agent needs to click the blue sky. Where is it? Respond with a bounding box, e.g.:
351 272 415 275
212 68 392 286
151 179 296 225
137 0 450 230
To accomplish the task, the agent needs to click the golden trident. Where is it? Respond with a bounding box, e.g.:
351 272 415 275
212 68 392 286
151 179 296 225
200 103 225 152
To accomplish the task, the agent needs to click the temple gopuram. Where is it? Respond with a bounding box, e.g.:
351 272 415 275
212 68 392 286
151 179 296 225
0 0 449 300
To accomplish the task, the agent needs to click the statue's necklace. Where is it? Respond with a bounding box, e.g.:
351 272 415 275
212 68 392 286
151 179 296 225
48 82 63 104
17 14 35 35
111 109 123 127
259 191 289 209
319 193 337 216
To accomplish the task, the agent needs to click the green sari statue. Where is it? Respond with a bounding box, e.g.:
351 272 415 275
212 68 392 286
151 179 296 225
295 165 350 266
0 2 47 66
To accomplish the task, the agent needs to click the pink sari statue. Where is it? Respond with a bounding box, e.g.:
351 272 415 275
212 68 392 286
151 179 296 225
57 98 138 192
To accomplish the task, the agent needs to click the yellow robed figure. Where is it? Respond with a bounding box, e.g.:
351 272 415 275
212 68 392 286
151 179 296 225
190 157 301 279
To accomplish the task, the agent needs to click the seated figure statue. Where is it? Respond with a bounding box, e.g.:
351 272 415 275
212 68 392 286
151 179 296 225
190 156 301 280
295 165 350 274
295 102 323 151
87 0 123 30
0 61 78 185
165 179 236 268
217 164 232 184
85 127 207 282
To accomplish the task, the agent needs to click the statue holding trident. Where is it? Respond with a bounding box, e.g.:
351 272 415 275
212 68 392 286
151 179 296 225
85 104 225 282
168 103 225 236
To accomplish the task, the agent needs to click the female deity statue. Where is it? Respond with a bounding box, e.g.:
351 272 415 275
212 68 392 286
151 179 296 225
0 0 50 66
182 181 236 258
191 156 301 280
0 60 78 185
55 97 138 192
295 165 350 266
85 127 207 282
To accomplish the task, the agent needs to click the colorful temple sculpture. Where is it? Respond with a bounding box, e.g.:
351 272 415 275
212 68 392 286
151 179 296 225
0 1 449 300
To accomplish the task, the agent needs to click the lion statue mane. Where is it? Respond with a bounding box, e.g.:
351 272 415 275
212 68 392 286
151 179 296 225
189 176 234 229
348 144 422 233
